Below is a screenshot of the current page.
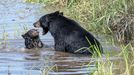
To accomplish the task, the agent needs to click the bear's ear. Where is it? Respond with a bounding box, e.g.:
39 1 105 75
59 12 63 15
22 34 26 39
54 11 60 15
54 11 63 15
45 11 63 22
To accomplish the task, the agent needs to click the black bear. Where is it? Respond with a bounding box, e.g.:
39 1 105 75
22 29 43 49
33 11 103 54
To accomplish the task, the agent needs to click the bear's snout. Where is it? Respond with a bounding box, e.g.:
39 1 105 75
33 21 41 28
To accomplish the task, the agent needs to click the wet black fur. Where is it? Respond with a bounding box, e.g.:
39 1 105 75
22 29 43 49
33 11 103 54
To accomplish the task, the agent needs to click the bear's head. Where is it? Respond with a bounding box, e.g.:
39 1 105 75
22 29 39 39
33 11 63 35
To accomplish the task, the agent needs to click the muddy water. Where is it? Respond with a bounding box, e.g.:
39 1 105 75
0 0 120 75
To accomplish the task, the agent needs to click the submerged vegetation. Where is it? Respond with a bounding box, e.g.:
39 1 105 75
25 0 134 75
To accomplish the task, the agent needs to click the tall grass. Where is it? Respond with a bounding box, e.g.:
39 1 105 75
24 0 134 45
92 44 134 75
26 0 133 33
